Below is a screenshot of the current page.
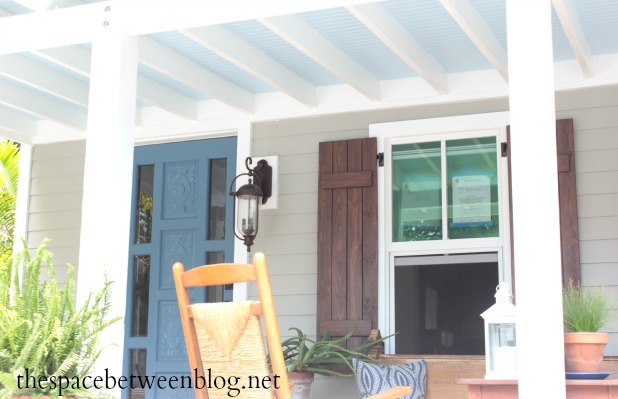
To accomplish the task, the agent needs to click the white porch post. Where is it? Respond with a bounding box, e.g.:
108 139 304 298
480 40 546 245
506 1 565 398
77 10 138 392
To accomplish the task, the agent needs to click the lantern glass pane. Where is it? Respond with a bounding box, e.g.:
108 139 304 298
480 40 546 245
489 323 517 372
236 194 259 237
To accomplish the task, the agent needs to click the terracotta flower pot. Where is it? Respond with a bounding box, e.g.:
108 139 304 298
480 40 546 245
288 371 315 399
564 332 609 372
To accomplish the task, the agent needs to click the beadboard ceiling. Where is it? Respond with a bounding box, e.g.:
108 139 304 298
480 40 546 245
0 0 617 143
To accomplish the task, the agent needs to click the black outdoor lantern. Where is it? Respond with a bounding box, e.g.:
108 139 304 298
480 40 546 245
229 157 272 251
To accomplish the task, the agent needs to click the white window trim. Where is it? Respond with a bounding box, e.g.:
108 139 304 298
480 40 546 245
370 111 512 354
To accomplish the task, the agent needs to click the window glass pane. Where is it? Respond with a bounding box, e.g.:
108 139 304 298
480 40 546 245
136 165 154 244
446 137 499 239
131 255 150 337
392 142 442 241
208 158 227 240
394 253 498 355
129 349 147 399
206 252 233 302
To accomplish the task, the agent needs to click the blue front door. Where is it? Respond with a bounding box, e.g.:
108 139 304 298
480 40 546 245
122 137 237 399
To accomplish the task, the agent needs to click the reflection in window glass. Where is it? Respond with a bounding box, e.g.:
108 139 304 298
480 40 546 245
392 142 442 241
446 137 499 239
129 349 147 399
136 165 154 244
206 252 233 302
131 256 150 337
208 159 227 240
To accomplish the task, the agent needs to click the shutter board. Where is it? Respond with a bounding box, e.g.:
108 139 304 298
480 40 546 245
507 119 580 289
317 142 333 326
556 119 581 286
320 171 372 189
317 138 378 345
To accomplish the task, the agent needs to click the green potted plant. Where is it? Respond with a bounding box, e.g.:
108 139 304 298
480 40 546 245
563 280 614 372
0 241 120 398
278 326 390 399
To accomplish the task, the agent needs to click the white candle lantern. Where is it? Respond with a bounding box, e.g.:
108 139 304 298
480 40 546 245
481 282 517 379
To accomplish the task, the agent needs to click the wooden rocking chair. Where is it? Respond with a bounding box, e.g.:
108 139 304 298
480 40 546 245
173 252 412 399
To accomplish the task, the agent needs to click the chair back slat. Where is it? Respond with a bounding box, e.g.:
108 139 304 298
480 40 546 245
172 253 291 399
179 263 256 287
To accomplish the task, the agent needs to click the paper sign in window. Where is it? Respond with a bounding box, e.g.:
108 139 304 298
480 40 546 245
451 175 491 227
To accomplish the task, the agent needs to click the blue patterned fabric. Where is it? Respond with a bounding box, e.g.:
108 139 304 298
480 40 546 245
353 359 427 399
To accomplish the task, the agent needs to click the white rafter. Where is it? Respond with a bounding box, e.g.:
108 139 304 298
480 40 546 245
551 0 593 78
0 106 38 137
139 36 254 114
261 14 380 101
181 25 317 108
0 79 87 129
438 0 509 81
348 2 448 94
136 75 197 120
33 46 91 77
0 54 89 107
33 45 198 120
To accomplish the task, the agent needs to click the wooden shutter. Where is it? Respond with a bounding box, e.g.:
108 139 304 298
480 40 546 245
556 119 581 286
317 137 378 346
507 118 581 289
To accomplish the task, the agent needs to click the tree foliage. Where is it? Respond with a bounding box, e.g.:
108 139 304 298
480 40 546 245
0 140 20 257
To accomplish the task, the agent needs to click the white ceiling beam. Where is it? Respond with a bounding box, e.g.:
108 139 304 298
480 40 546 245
0 1 108 55
438 0 509 81
33 45 198 119
137 75 197 120
261 14 380 101
139 36 254 114
0 0 376 52
0 54 89 107
181 26 317 108
0 79 87 129
0 106 38 136
12 0 84 11
0 127 35 144
551 0 593 78
115 0 375 36
348 3 449 94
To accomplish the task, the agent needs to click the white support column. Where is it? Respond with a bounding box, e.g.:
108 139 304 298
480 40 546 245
76 11 138 392
506 1 565 398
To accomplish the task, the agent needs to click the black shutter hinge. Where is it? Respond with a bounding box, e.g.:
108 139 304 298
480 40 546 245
377 152 384 167
501 142 508 157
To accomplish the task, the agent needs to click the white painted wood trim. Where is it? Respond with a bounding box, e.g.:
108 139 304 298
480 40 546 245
370 111 511 353
506 0 565 397
76 25 138 392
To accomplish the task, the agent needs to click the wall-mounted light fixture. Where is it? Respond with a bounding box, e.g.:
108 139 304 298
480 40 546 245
229 157 272 251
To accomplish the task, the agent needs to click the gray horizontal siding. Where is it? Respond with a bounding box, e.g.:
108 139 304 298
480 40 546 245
27 140 85 284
